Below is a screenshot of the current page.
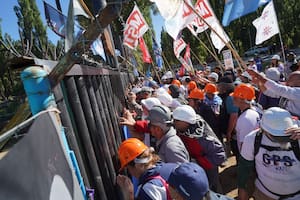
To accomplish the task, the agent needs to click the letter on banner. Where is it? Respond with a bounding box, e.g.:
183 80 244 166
123 5 149 49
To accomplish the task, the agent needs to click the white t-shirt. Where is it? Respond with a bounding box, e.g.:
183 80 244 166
241 130 300 199
235 108 260 151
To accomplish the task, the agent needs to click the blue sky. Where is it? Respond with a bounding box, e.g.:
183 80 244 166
0 1 164 46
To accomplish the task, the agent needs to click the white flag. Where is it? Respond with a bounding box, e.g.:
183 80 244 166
187 0 215 35
210 22 230 53
253 1 279 45
73 0 90 18
153 0 196 39
173 38 187 58
123 5 149 49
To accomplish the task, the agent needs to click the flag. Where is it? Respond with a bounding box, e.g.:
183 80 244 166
210 22 230 53
149 0 181 20
65 0 75 52
73 0 91 18
138 37 152 63
123 5 149 49
252 1 279 45
184 44 193 69
187 0 229 53
90 38 106 61
44 1 84 39
152 37 163 70
173 37 187 58
44 1 67 38
187 0 214 35
153 0 196 39
222 0 271 26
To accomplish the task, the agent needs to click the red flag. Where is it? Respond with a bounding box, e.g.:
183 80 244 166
123 5 149 49
138 37 152 63
184 44 193 68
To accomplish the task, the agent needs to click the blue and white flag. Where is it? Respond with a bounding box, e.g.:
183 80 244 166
222 0 271 26
90 38 106 61
152 38 163 70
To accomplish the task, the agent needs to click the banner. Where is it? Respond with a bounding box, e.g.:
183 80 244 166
173 38 187 58
138 37 152 63
252 1 279 45
222 0 271 26
123 5 149 49
222 49 234 70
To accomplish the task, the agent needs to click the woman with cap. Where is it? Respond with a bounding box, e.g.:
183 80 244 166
238 107 300 200
117 138 171 200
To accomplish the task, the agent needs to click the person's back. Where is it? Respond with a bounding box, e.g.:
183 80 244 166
238 107 300 200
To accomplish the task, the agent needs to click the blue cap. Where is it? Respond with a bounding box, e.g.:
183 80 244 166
167 163 209 200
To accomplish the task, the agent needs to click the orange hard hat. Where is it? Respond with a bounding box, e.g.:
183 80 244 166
118 138 148 171
204 83 218 94
171 79 181 87
187 81 197 91
188 88 204 100
230 83 255 101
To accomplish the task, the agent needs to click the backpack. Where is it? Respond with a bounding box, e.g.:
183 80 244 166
141 175 172 200
254 130 300 161
253 130 300 199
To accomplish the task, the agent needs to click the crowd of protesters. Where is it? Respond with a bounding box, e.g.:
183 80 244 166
116 53 300 200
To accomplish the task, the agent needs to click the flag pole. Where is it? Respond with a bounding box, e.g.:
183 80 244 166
193 35 225 70
189 48 203 65
272 0 286 64
183 0 246 69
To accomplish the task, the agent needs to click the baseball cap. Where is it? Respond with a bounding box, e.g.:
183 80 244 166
146 105 172 126
265 67 280 82
167 162 209 200
241 71 252 81
272 54 280 60
208 72 219 82
162 71 173 80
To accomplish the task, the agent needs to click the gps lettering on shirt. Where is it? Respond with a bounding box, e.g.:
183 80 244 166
263 153 296 167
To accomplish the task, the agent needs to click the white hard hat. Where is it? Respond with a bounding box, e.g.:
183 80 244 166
173 105 198 124
265 67 280 82
141 97 161 110
260 107 298 136
271 54 280 60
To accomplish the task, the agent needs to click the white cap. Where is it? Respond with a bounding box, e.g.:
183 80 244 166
261 107 298 136
241 71 252 81
208 72 219 82
173 105 198 124
131 87 141 94
272 54 280 60
157 92 173 107
265 67 280 82
141 97 161 110
162 71 173 80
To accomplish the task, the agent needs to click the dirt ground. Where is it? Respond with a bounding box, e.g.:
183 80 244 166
219 155 238 198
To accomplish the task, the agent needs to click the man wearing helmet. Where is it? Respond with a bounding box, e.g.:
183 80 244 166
238 107 300 200
230 84 260 154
